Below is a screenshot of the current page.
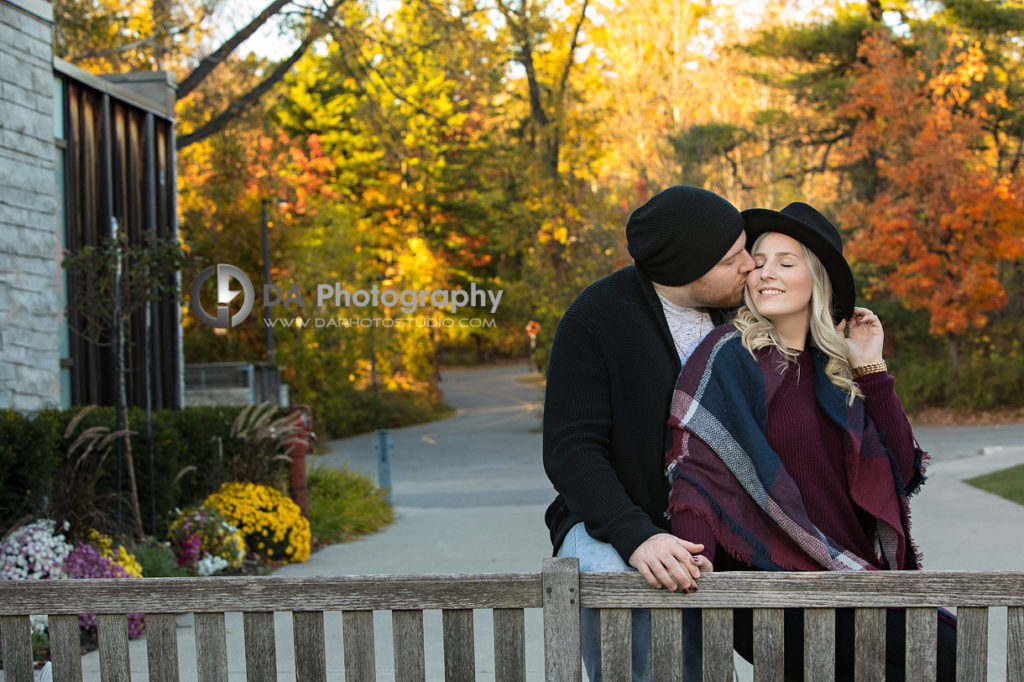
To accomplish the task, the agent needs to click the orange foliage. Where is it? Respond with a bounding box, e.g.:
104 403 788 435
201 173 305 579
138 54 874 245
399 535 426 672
838 31 1024 335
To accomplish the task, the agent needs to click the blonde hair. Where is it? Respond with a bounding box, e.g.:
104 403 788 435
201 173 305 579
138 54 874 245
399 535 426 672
732 234 862 404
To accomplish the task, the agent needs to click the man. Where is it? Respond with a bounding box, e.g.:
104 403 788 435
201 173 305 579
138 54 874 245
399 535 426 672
543 185 755 680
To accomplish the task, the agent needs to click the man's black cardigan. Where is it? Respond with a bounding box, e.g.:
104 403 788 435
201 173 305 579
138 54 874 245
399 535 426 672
544 265 728 563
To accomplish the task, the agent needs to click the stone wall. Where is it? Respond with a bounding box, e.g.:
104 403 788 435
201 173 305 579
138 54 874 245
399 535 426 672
0 0 60 411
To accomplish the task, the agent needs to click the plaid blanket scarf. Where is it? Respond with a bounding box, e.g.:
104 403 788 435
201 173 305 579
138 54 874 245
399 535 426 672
666 325 926 572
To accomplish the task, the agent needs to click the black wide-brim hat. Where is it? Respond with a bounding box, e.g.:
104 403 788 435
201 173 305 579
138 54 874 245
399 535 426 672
741 202 856 323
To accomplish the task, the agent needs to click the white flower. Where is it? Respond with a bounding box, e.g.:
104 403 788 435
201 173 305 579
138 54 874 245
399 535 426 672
0 519 73 580
30 614 49 636
196 554 229 576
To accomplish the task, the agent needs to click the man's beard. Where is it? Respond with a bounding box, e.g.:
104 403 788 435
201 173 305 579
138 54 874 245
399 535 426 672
688 280 745 308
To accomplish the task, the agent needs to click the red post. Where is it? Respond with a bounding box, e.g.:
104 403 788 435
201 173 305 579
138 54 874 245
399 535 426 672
283 404 314 518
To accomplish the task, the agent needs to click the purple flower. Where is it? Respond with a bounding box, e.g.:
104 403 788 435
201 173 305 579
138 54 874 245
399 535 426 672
63 543 145 639
177 533 202 569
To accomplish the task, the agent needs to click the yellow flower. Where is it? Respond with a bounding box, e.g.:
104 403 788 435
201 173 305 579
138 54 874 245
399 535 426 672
204 481 310 565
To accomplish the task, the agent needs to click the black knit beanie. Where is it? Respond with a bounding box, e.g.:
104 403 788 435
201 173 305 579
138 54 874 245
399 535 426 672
626 185 744 286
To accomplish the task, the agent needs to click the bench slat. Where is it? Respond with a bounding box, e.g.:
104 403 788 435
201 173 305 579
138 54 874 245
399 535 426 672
651 608 683 682
854 608 885 681
956 606 988 681
242 612 277 682
542 557 581 681
442 609 475 681
194 612 228 682
752 608 784 682
49 613 83 682
802 609 834 680
493 608 525 682
145 613 180 682
0 614 34 682
1009 606 1023 682
0 575 542 614
905 607 938 682
294 611 327 681
4 570 1023 613
342 610 374 682
392 609 425 682
702 608 733 682
599 608 631 681
579 571 1024 608
97 613 130 682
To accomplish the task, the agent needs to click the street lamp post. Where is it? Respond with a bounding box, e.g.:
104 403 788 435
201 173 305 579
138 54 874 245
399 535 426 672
260 199 275 365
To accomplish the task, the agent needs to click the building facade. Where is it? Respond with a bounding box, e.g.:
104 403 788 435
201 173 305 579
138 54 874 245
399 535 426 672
1 0 182 412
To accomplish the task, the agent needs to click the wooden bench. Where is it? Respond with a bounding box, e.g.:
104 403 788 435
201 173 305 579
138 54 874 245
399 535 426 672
1 557 1022 681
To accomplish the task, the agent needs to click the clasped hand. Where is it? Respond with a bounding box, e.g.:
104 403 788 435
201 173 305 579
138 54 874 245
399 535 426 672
628 533 712 592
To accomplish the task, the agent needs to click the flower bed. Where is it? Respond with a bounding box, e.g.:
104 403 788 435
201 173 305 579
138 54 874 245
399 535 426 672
205 482 311 564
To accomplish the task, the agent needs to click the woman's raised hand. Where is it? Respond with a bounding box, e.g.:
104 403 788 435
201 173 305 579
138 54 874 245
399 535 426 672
837 306 884 368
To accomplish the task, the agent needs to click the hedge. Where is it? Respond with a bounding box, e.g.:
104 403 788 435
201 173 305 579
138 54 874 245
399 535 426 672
0 406 249 539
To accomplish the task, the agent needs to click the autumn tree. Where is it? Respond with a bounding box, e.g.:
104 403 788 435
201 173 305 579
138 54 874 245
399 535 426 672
837 30 1024 368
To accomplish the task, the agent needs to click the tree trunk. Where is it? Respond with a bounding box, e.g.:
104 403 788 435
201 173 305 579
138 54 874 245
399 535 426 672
948 335 960 377
117 313 146 542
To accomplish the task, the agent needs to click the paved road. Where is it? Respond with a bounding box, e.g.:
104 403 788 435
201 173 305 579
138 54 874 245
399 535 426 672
312 362 551 512
67 363 1024 681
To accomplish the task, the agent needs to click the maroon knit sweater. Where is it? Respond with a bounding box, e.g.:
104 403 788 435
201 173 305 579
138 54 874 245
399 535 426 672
672 351 918 569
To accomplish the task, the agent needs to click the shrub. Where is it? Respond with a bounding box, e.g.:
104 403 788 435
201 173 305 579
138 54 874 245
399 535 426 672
0 519 72 580
204 482 310 564
166 505 245 575
307 465 394 544
63 542 145 639
132 538 189 577
0 411 61 530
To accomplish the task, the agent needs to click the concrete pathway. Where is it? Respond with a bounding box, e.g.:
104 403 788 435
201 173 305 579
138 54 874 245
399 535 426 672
67 364 1024 681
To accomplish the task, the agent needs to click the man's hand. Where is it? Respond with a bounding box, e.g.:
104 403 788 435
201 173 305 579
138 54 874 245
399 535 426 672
628 533 706 592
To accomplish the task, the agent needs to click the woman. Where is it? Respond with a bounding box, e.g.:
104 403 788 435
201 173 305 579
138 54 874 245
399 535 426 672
665 202 955 679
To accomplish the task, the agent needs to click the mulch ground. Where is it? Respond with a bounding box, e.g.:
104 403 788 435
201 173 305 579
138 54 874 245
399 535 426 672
909 407 1024 425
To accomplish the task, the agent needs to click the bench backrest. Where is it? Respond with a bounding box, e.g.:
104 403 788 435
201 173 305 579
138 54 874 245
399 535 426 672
1 557 1022 681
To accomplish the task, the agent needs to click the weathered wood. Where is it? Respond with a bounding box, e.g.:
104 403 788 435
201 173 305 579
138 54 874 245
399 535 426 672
651 608 683 682
392 609 425 682
96 613 131 682
1009 606 1023 682
194 612 228 682
442 609 475 681
342 610 375 682
702 609 733 682
578 571 1024 608
0 614 34 682
542 557 581 682
599 608 631 682
0 574 543 614
145 613 180 682
3 570 1023 613
956 606 988 681
1 564 1022 682
905 607 938 682
493 608 526 682
854 608 886 682
48 613 83 682
293 611 327 682
752 608 784 682
803 609 834 680
242 612 277 682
